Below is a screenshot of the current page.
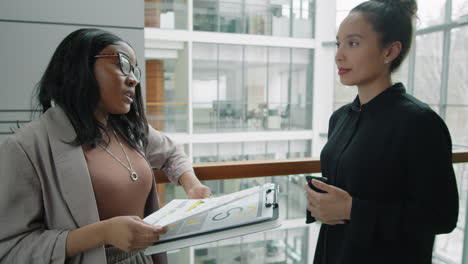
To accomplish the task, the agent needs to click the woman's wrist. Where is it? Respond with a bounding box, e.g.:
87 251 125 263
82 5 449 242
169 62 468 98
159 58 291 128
178 172 212 199
66 220 108 257
178 172 202 192
346 196 352 220
97 219 110 246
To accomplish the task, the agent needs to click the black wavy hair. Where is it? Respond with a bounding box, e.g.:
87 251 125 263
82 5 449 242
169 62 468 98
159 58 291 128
35 28 148 150
351 0 418 72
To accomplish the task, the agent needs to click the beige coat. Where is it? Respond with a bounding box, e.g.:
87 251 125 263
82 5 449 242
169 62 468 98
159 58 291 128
0 106 194 263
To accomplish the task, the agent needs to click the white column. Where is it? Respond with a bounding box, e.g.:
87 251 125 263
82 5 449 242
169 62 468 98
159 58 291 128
308 0 337 262
312 0 337 157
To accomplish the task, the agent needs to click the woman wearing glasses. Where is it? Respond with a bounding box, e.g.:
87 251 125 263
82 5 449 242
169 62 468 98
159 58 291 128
0 28 211 263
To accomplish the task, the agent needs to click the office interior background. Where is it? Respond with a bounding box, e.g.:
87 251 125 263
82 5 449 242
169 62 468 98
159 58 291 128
0 0 467 263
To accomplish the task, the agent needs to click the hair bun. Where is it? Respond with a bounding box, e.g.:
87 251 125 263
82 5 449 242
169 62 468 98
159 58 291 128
372 0 417 17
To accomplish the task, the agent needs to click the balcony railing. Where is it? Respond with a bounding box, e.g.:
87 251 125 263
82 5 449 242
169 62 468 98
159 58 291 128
154 151 468 183
154 151 468 264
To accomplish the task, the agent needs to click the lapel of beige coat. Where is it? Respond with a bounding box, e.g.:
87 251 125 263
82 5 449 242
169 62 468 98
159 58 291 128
45 106 100 227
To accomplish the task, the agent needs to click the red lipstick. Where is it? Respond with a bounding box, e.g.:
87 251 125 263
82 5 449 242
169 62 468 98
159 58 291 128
338 68 351 75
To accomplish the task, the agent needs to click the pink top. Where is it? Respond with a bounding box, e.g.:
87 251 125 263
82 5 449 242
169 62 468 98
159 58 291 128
83 132 153 220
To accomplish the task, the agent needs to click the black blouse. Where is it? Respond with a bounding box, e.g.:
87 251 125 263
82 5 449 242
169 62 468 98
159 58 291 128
312 83 459 264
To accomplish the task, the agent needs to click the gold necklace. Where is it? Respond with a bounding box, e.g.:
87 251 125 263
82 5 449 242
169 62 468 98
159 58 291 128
99 129 138 181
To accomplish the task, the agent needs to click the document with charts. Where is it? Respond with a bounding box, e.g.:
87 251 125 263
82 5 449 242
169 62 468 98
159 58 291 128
143 183 280 255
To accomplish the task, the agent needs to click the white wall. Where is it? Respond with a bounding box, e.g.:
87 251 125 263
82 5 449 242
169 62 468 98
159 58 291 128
0 0 143 27
0 0 145 143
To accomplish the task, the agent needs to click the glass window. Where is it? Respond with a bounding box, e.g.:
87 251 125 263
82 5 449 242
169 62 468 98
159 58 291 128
286 227 309 261
266 141 289 160
167 247 191 263
193 0 218 32
220 142 243 162
271 0 291 37
265 230 291 263
392 57 409 87
193 44 314 132
183 144 190 157
335 0 366 27
244 141 267 160
452 0 468 20
214 237 242 263
193 43 218 133
146 44 189 133
245 46 268 131
191 227 309 264
336 10 349 28
218 44 244 131
193 242 221 264
445 106 468 146
289 139 312 158
336 0 366 11
245 0 271 35
264 229 287 262
193 143 243 163
193 140 312 163
447 26 468 105
193 0 316 38
413 32 444 105
292 0 315 38
144 0 187 29
219 0 244 33
192 142 218 163
268 47 291 130
287 174 307 218
417 0 446 29
290 48 313 130
241 233 266 262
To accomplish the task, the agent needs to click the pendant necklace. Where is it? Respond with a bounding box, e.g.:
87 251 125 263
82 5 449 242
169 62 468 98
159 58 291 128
99 128 138 181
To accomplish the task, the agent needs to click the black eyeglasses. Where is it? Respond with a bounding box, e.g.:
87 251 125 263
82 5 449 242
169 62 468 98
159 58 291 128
94 53 141 82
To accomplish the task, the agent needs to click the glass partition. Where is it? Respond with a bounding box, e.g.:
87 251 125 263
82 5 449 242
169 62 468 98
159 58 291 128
145 43 189 132
268 47 291 130
193 0 315 38
446 107 468 146
192 140 312 164
193 43 314 132
452 0 468 20
192 43 219 132
191 227 308 264
290 48 313 130
413 32 444 106
417 0 446 29
292 0 314 38
145 0 188 29
447 26 468 106
245 46 268 131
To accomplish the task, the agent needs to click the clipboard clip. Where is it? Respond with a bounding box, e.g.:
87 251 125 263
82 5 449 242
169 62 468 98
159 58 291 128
265 187 278 208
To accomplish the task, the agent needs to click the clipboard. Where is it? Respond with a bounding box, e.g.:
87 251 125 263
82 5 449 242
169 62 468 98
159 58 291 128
144 183 280 255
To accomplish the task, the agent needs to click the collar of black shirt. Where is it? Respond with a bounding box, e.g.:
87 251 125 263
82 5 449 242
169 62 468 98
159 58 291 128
350 82 405 113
